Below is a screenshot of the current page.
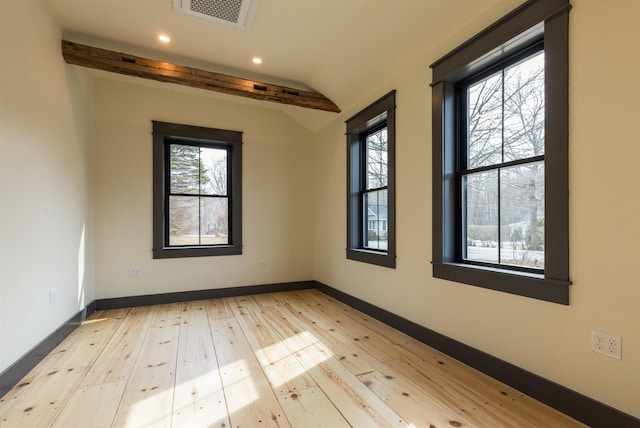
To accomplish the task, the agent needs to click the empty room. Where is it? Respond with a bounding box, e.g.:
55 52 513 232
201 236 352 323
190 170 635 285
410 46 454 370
0 0 638 426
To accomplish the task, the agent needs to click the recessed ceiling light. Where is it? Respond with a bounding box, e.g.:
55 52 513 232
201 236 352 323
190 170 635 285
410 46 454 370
159 35 171 43
252 57 263 65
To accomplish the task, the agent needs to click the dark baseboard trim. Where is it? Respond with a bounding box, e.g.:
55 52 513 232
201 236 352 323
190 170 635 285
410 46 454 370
0 302 96 398
313 281 640 428
95 281 315 310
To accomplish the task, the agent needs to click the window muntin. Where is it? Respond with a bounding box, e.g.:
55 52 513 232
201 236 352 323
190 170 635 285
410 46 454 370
153 121 242 259
460 46 545 271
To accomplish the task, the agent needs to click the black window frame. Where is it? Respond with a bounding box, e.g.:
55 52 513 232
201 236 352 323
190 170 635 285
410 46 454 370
346 90 396 268
457 41 545 274
152 121 242 259
430 0 571 304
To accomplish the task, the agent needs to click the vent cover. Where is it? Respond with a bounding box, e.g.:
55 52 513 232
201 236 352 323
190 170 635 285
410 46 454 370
173 0 259 30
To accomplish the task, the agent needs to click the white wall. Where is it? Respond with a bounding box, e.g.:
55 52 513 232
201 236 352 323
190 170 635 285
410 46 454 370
314 0 640 418
0 0 94 373
92 79 315 299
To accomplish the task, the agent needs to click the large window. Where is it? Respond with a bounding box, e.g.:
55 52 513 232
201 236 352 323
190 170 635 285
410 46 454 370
346 91 396 268
460 44 545 270
431 0 570 304
153 121 242 258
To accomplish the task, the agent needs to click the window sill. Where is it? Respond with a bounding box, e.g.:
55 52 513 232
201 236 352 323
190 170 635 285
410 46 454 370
432 261 569 304
153 245 242 259
347 248 396 269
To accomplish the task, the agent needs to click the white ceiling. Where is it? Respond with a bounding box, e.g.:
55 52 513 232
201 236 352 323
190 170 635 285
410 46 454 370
46 0 523 130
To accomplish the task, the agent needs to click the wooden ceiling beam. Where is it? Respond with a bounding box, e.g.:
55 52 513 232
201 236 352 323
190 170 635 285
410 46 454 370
61 40 340 113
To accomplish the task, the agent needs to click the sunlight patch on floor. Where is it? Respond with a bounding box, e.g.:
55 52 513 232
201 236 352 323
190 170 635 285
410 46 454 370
124 386 175 428
220 358 260 414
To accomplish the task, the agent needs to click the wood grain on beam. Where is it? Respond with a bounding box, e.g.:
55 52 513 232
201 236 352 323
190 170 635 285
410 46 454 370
61 40 340 113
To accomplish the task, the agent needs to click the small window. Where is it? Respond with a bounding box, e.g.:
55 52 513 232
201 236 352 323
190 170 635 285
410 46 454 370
346 91 396 268
430 0 571 304
153 121 242 259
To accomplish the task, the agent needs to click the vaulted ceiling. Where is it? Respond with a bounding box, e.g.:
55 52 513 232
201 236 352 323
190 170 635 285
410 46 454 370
46 0 523 130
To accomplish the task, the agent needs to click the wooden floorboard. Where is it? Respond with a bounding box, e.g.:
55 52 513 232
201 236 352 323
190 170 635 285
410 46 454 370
0 290 586 427
172 300 229 428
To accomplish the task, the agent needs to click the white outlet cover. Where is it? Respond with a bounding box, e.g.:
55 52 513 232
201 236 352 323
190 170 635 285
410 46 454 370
591 330 621 359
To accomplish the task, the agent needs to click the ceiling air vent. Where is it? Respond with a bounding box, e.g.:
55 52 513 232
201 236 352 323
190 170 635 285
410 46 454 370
173 0 259 30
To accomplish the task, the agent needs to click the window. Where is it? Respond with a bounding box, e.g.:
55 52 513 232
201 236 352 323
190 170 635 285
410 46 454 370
460 44 545 270
346 90 396 268
153 121 242 258
430 0 570 304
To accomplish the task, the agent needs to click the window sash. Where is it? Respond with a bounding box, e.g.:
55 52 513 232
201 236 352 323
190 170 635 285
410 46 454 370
165 142 232 248
362 186 388 252
455 45 546 273
167 195 230 247
360 124 389 253
167 141 230 195
460 160 545 273
364 125 388 191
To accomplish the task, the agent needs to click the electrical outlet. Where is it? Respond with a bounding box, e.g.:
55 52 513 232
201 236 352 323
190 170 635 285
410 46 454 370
591 330 621 359
258 260 268 270
129 267 141 277
49 288 57 304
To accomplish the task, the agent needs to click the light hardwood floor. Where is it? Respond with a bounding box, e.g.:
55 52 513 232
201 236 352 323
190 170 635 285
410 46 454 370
0 289 585 427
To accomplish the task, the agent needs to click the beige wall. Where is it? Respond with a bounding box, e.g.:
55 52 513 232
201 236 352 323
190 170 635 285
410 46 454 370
1 0 637 419
0 0 94 372
314 0 640 418
92 79 315 299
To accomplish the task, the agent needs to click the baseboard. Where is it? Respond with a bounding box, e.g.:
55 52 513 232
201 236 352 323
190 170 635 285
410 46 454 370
312 281 640 428
0 303 96 397
96 281 315 310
